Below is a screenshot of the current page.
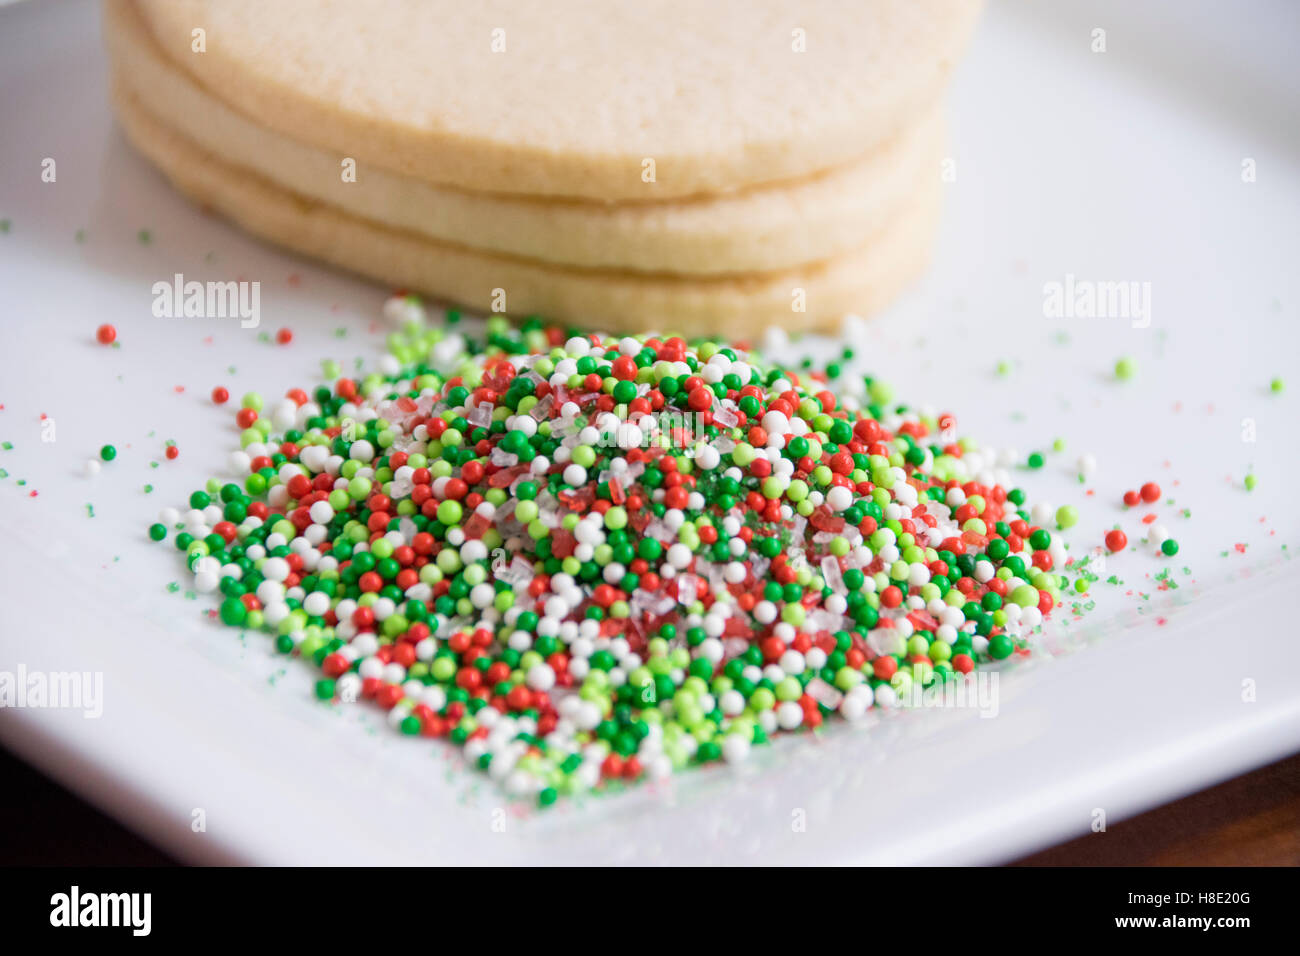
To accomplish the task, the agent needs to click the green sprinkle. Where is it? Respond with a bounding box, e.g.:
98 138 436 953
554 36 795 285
1114 356 1137 381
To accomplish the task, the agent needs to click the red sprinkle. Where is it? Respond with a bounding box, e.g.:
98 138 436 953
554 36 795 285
96 324 117 345
165 445 179 460
1105 529 1128 552
211 386 230 404
1140 482 1161 503
276 328 293 345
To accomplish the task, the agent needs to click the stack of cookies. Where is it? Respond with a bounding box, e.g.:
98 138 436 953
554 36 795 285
105 0 981 337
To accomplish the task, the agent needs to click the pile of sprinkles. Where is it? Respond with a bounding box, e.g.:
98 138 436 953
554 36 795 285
150 300 1086 805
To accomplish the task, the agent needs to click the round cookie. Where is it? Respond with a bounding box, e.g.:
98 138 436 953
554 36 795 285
105 0 945 275
111 84 943 338
129 0 981 201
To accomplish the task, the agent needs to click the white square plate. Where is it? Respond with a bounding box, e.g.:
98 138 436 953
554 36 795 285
1 0 1298 864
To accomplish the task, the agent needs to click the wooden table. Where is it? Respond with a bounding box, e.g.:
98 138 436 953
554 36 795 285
3 746 1298 865
1014 752 1300 866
